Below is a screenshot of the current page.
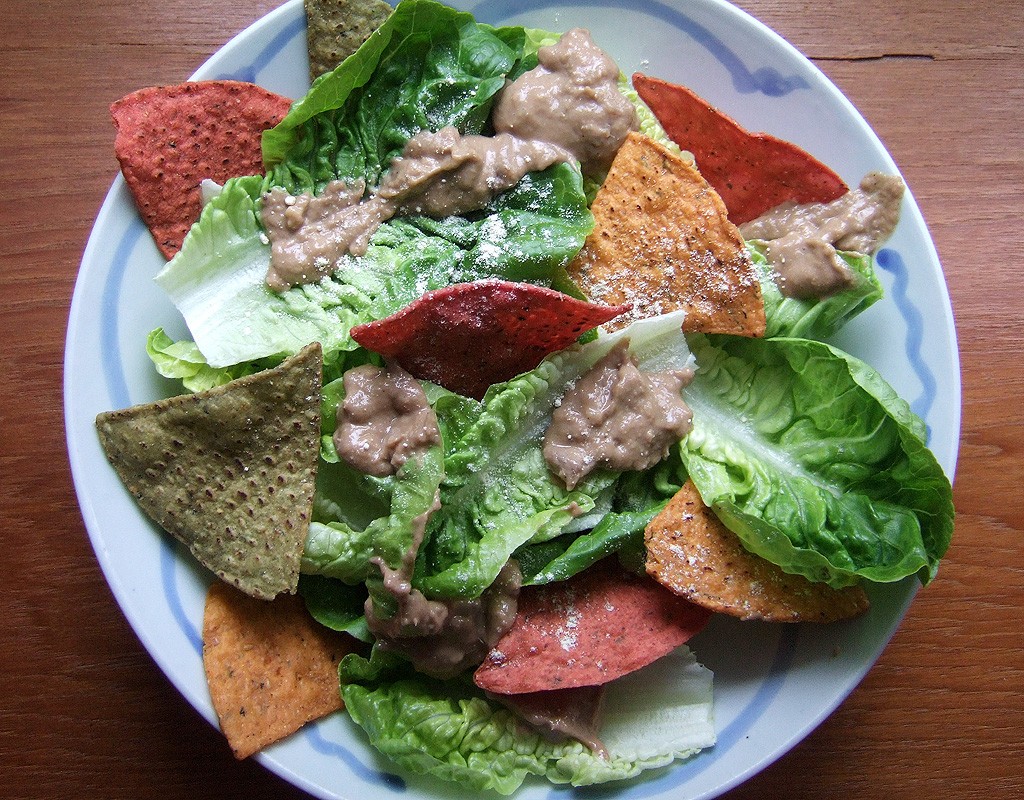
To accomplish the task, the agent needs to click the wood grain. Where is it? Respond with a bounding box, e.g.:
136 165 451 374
2 1 1021 798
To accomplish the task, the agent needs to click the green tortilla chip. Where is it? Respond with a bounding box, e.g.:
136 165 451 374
305 0 393 80
95 343 323 600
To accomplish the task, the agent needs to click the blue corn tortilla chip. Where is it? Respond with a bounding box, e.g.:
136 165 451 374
94 343 323 600
305 0 393 79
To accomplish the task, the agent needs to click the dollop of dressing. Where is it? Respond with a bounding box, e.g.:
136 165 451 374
380 126 571 217
491 685 608 755
739 171 905 298
263 180 378 292
333 362 441 478
261 28 636 291
543 342 694 490
492 27 638 175
333 361 521 678
367 558 522 679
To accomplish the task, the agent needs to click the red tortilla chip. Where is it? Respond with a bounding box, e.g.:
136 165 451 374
351 279 629 399
474 558 711 694
111 80 292 259
632 73 847 224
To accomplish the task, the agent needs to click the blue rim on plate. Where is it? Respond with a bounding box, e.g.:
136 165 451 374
64 1 960 799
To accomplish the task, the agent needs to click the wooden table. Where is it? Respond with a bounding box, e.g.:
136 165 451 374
2 0 1021 797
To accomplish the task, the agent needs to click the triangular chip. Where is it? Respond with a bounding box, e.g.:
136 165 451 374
202 581 360 758
95 343 323 600
351 279 629 399
474 558 711 694
644 480 869 622
566 131 766 337
305 0 393 80
632 74 848 225
111 80 292 259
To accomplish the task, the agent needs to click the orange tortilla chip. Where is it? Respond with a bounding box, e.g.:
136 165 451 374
644 481 869 622
111 80 292 259
567 132 765 337
202 581 361 759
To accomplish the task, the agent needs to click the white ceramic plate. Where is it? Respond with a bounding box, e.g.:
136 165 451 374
65 1 961 798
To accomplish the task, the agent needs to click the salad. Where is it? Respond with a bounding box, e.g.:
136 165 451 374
88 0 955 796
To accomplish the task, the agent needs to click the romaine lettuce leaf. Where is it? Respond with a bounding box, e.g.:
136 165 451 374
415 312 693 599
145 327 261 392
517 442 689 584
339 645 714 795
681 333 954 587
302 445 445 583
297 573 372 642
154 164 590 372
519 504 667 585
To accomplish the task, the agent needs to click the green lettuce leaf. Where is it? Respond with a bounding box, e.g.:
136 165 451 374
681 333 954 587
520 504 668 586
422 382 484 457
145 327 261 392
297 573 372 642
521 27 560 54
301 445 445 583
339 646 714 794
517 443 688 584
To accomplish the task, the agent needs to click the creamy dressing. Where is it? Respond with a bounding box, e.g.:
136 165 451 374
261 28 636 291
333 362 441 478
543 342 694 490
334 361 521 679
492 28 638 175
367 559 522 679
490 685 608 755
263 180 378 293
380 127 571 217
740 171 905 298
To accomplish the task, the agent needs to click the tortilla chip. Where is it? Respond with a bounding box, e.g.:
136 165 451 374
644 480 869 622
305 0 393 80
567 131 766 337
202 581 359 758
474 558 711 694
351 279 629 399
111 80 292 259
633 74 848 225
95 343 323 600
